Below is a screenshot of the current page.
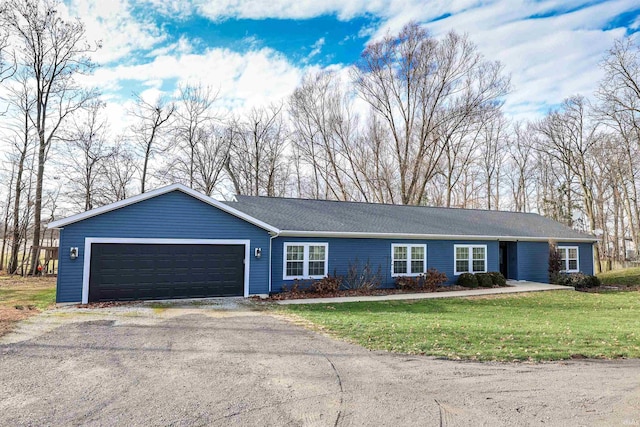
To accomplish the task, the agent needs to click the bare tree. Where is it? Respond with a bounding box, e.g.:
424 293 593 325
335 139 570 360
505 122 535 212
289 71 368 201
225 104 289 197
536 96 602 272
597 37 640 259
191 125 229 196
0 11 16 86
128 93 176 193
174 83 219 188
4 71 36 273
103 138 137 203
57 100 113 210
1 0 99 274
479 113 507 210
352 22 510 205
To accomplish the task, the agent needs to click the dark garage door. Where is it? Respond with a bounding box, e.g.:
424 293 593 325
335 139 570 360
88 243 245 302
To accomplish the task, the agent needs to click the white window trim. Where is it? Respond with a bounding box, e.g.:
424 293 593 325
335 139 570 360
283 242 329 280
391 243 427 277
558 245 580 273
454 244 488 275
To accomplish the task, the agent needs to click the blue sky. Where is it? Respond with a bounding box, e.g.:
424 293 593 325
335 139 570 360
66 0 640 127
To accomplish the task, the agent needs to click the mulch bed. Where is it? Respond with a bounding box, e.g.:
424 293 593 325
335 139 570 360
75 301 143 309
260 285 509 301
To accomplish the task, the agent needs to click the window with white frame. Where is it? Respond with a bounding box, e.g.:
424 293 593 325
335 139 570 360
558 246 579 272
391 244 427 276
454 244 487 275
283 243 328 280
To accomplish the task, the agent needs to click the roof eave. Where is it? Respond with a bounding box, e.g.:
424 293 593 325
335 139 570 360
277 230 598 242
47 184 280 233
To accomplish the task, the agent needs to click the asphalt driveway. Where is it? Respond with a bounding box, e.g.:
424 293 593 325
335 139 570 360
0 303 638 426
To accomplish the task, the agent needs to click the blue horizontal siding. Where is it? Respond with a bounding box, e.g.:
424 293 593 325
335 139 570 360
515 241 549 283
510 241 594 284
271 238 499 292
56 191 271 302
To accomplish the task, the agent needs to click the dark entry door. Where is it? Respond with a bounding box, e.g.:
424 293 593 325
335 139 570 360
88 243 245 302
499 242 508 278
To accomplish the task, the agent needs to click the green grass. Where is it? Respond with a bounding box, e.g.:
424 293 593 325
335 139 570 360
598 267 640 287
0 286 57 310
280 291 640 361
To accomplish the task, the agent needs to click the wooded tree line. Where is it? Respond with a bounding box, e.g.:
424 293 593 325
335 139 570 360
0 0 639 274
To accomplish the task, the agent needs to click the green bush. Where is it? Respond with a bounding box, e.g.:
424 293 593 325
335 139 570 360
457 273 478 288
488 272 507 287
475 273 494 288
555 273 602 289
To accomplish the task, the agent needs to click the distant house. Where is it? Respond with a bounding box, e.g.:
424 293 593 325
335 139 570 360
48 184 596 303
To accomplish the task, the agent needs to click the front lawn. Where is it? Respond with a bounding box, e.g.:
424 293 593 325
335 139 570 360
598 267 640 287
0 275 57 336
280 291 640 361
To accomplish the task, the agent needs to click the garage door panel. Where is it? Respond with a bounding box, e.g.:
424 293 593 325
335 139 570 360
88 243 245 302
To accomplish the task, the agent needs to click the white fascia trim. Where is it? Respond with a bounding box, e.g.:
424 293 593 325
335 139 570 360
278 230 598 242
48 184 280 233
81 238 252 304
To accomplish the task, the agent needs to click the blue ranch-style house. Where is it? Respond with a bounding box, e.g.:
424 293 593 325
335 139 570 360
48 184 597 303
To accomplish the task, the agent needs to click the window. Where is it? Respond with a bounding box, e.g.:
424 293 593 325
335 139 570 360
558 246 579 273
391 244 427 276
454 244 487 275
283 243 328 279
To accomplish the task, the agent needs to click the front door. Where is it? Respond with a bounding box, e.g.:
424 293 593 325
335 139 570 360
499 242 508 278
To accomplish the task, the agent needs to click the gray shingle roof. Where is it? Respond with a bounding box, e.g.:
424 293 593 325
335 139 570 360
224 195 596 241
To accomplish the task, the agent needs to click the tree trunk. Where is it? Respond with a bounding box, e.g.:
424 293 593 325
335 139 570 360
29 140 46 275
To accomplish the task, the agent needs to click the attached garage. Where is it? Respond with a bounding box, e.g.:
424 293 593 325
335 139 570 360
49 185 275 303
86 240 248 302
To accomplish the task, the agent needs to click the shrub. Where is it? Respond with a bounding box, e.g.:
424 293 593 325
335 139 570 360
309 275 342 293
280 281 302 294
457 273 478 288
548 241 563 284
475 273 494 288
488 271 507 287
394 275 421 291
343 258 383 290
555 273 601 290
424 268 448 291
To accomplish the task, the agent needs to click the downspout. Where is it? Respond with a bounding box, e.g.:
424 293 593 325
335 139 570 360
268 231 280 294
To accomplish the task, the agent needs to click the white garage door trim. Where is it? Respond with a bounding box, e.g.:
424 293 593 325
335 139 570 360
82 238 251 304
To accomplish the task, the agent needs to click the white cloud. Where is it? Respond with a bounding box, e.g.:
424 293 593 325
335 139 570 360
68 0 167 64
70 0 640 125
82 46 316 132
307 37 326 60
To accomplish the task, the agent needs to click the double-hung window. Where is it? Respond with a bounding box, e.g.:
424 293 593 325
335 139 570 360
558 246 579 273
391 244 427 276
283 243 328 280
454 244 487 275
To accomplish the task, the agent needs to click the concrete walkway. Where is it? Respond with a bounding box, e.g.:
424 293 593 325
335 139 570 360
275 280 574 305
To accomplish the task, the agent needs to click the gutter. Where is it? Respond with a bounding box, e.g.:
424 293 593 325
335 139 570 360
276 230 598 242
